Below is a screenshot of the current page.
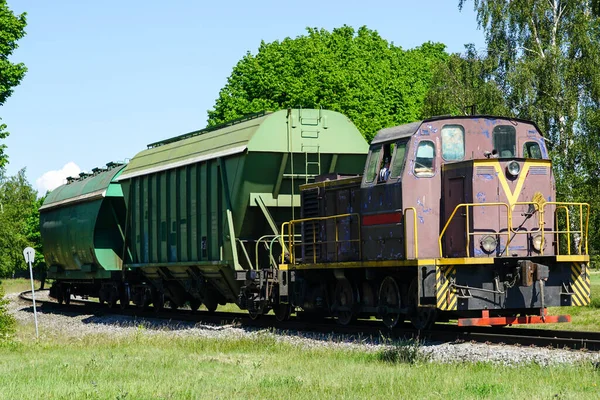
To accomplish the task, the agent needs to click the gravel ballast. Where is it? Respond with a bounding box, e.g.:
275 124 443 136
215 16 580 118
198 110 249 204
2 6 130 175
6 291 600 366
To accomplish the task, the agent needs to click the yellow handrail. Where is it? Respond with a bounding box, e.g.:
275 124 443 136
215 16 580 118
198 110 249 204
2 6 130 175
438 201 590 258
281 213 361 264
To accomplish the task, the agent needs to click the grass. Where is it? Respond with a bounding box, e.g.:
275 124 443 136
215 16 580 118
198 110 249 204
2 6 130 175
0 334 599 399
0 278 41 295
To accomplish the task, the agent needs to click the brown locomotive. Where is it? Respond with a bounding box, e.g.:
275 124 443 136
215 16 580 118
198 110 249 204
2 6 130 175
275 115 590 328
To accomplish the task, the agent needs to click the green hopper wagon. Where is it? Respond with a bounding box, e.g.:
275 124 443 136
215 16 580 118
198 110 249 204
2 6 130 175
117 109 369 310
40 163 127 304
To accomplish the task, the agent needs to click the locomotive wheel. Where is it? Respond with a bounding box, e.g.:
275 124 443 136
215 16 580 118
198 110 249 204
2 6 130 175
407 279 436 330
334 278 357 326
189 298 202 312
379 276 402 329
273 303 291 322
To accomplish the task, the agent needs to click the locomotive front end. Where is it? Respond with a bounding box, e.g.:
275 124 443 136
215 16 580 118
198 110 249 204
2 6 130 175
437 122 590 326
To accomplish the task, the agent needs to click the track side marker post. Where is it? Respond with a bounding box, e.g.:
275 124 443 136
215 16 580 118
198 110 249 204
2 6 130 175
22 246 39 339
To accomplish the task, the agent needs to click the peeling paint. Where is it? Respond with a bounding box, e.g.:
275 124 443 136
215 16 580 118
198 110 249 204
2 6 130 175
476 192 486 203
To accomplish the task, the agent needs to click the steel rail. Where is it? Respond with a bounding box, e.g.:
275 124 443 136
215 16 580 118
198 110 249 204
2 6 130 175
18 290 600 351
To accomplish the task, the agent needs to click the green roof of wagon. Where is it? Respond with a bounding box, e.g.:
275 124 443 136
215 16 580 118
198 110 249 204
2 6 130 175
118 109 368 181
40 164 126 211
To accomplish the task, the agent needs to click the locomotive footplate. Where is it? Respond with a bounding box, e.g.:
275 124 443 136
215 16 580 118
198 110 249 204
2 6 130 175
457 308 571 327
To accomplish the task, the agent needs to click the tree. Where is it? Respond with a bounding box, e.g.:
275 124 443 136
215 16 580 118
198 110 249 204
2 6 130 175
422 44 509 117
0 169 39 278
459 0 600 252
0 1 27 168
208 26 448 141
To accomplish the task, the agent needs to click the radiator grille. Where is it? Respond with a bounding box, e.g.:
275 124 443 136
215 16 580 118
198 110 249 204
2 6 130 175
529 166 548 175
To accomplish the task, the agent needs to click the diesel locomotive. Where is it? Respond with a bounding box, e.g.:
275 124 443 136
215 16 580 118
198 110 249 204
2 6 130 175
40 110 591 329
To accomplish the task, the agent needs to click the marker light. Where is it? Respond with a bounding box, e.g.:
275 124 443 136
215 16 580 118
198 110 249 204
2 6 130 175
507 161 521 177
532 234 544 252
481 235 497 253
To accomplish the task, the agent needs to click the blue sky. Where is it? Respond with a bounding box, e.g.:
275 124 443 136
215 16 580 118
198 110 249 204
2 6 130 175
2 0 485 192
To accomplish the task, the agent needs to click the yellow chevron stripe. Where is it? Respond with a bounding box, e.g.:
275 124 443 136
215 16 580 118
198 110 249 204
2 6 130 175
571 262 590 306
474 160 550 209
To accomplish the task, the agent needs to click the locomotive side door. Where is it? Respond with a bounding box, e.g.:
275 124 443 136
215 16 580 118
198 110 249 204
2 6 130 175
443 175 466 257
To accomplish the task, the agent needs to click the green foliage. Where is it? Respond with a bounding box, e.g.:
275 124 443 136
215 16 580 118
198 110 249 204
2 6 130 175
208 26 448 141
0 1 27 168
0 284 15 340
423 44 509 117
0 169 41 278
458 0 600 253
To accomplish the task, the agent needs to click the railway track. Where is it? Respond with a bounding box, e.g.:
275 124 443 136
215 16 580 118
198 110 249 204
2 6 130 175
18 290 600 351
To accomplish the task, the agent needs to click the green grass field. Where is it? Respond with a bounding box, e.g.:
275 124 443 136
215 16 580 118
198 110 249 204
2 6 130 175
2 275 600 399
0 335 599 399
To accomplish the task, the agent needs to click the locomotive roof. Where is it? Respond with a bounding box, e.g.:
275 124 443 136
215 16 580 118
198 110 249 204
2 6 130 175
371 115 542 145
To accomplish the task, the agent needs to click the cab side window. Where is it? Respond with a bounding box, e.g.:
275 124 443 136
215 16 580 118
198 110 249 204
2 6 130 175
493 125 516 157
365 145 382 183
441 125 465 161
414 141 435 177
523 142 542 159
390 140 408 178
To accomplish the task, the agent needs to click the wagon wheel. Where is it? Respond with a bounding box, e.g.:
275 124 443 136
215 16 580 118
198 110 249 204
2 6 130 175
273 302 292 322
63 286 71 306
55 285 64 305
119 285 130 309
248 301 265 320
407 278 436 330
153 292 165 312
203 293 218 313
379 276 402 329
189 298 202 312
334 278 357 326
107 286 119 308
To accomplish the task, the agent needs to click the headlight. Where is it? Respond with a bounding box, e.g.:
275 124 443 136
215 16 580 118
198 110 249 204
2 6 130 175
507 161 520 177
480 235 497 253
532 234 544 252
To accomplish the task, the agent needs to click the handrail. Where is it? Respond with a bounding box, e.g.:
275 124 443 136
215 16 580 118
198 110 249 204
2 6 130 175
403 207 418 259
281 213 361 264
438 201 590 258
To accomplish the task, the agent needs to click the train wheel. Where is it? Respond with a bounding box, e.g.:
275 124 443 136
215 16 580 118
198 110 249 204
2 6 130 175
154 292 165 312
334 278 357 326
248 302 265 320
63 286 71 306
119 286 130 309
379 276 402 329
107 286 119 308
274 303 291 322
55 285 64 305
189 299 202 312
407 279 436 330
203 293 218 313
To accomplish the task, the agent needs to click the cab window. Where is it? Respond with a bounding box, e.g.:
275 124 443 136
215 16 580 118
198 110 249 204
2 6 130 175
390 140 408 178
365 145 382 183
523 142 542 159
414 141 435 177
441 125 465 161
493 125 516 157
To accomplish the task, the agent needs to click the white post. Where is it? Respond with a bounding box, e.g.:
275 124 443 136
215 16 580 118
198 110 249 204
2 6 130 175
22 247 38 339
